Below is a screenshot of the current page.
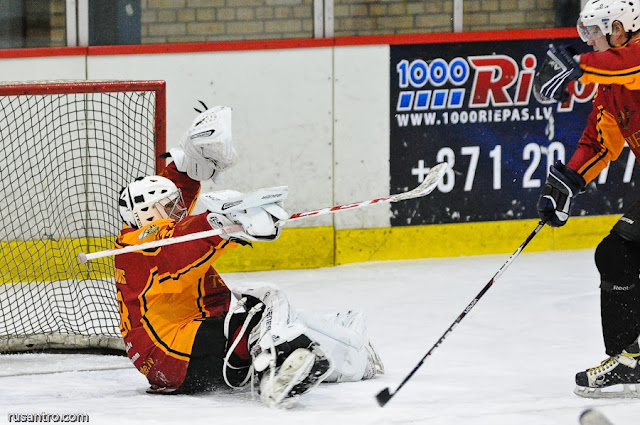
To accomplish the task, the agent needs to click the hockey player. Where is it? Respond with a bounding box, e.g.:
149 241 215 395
114 105 383 406
533 0 640 398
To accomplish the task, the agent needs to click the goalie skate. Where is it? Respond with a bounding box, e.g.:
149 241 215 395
259 344 332 408
574 340 640 399
363 341 385 379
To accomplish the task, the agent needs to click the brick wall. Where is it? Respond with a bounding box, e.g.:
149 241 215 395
140 0 315 43
44 0 558 46
334 0 454 35
50 0 66 46
141 0 556 42
333 0 555 36
464 0 556 32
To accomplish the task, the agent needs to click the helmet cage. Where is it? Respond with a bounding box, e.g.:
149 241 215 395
132 191 187 228
119 176 188 229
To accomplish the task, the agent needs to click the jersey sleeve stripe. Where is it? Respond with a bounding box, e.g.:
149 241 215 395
581 63 640 77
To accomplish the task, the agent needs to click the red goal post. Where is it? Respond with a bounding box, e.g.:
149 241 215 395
0 80 166 352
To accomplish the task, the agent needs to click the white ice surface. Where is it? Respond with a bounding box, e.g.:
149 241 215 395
1 249 639 425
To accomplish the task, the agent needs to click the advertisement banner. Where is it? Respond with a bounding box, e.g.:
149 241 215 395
390 38 638 226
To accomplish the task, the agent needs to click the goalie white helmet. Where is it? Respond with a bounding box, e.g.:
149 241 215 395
578 0 640 42
118 176 187 229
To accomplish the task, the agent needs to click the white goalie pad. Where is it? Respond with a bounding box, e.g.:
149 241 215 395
231 282 301 353
302 310 377 383
231 283 378 384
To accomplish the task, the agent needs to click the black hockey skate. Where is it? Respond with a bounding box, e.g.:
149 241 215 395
574 339 640 398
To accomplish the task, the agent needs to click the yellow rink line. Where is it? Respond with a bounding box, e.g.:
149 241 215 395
0 216 620 283
335 215 620 263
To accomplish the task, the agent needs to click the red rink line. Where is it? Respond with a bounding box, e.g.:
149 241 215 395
0 28 578 58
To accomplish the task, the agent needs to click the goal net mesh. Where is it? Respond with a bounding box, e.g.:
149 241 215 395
0 81 165 352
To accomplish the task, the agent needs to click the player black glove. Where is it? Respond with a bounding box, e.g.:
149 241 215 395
537 161 585 227
533 44 583 103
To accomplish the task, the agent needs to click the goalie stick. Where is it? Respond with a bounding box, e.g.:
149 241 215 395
77 162 447 263
376 220 546 407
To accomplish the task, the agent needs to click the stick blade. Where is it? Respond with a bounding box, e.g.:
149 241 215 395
376 387 393 407
392 162 447 202
580 409 614 425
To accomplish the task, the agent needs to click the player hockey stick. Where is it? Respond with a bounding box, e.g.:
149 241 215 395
376 220 546 407
77 162 447 263
580 409 614 425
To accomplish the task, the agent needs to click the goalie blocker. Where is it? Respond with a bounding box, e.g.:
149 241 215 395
202 186 289 243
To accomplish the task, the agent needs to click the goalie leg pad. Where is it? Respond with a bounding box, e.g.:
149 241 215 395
303 310 384 382
231 283 382 407
231 283 334 406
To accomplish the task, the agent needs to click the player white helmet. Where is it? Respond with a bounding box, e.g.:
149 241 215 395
118 176 187 228
577 0 640 42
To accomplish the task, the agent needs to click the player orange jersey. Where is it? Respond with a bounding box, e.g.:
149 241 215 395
568 39 640 183
114 163 238 390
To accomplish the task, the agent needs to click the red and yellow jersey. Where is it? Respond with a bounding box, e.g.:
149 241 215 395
568 39 640 183
114 162 237 390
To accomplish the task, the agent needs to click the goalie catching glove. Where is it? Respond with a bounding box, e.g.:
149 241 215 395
202 186 289 242
533 44 583 103
537 161 585 227
169 105 238 182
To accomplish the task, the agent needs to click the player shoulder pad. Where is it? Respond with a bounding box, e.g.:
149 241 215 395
117 219 174 246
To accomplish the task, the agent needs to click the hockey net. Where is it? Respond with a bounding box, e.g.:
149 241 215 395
0 80 166 353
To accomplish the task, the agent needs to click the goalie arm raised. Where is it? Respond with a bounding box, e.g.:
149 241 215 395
169 105 238 182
